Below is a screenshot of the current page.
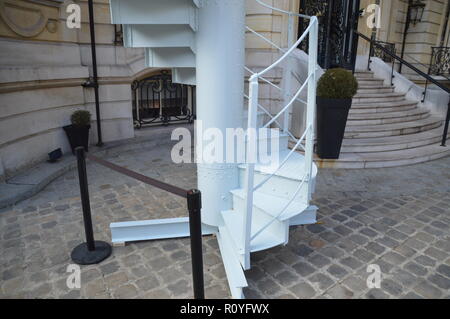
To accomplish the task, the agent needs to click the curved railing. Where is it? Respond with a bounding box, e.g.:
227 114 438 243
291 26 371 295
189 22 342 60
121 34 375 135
254 0 310 19
359 31 450 147
241 1 319 259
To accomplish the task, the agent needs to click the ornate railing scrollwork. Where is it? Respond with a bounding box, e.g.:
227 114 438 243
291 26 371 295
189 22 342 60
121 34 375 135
372 40 396 63
132 71 195 128
429 47 450 78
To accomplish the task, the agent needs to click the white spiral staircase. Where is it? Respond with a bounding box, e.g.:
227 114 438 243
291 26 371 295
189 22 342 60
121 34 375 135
109 0 319 298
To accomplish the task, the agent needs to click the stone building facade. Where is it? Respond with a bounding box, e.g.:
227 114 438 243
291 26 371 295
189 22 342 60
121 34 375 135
0 0 448 180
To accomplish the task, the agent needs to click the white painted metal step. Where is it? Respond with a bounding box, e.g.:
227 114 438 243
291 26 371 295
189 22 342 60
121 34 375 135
221 209 288 253
172 68 196 85
244 128 289 157
145 47 195 68
216 227 248 299
231 188 309 222
241 150 317 181
123 24 196 52
110 0 199 30
238 151 317 203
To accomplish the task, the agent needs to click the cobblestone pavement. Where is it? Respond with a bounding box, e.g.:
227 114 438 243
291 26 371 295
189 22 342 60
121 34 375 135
1 132 449 299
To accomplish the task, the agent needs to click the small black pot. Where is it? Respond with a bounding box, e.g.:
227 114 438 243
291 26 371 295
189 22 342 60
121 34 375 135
316 96 352 159
48 148 63 163
63 124 90 154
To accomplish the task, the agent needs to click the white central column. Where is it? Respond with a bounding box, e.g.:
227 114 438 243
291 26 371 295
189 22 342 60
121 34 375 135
195 0 246 227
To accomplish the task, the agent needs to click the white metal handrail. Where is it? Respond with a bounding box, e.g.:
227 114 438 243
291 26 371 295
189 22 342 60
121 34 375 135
262 72 312 129
252 124 311 192
244 66 308 105
242 13 318 259
250 170 309 241
254 0 311 19
252 21 314 79
243 94 300 143
246 26 284 52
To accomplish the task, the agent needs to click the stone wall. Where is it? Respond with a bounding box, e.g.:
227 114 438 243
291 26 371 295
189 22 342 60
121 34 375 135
0 0 302 180
367 0 449 81
0 0 151 180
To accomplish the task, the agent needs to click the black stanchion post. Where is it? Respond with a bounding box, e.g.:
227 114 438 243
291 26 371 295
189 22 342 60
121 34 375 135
187 189 205 299
71 147 112 265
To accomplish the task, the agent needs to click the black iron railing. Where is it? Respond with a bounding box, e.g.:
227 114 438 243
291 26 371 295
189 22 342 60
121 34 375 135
357 31 450 147
367 34 396 86
429 47 450 78
132 72 195 128
423 46 450 101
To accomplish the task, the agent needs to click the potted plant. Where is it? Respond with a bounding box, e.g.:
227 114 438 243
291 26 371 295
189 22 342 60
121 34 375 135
316 68 358 159
63 110 91 154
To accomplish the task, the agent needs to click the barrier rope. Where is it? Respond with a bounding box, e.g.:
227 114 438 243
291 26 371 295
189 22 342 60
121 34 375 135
86 154 188 198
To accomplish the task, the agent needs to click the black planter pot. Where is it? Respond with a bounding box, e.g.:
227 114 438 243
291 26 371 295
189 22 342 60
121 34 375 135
63 124 90 154
316 96 352 159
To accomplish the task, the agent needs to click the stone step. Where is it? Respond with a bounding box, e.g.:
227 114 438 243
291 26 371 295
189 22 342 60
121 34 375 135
351 99 417 108
357 79 385 86
353 93 405 104
354 71 374 79
357 86 395 94
347 108 430 125
340 127 445 153
350 102 418 114
315 143 450 169
344 116 442 138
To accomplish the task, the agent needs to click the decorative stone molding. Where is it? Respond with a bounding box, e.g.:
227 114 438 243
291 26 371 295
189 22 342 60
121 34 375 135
0 0 61 37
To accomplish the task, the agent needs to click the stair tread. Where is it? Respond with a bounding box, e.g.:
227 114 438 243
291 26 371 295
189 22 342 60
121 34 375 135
316 143 450 163
345 116 441 132
238 150 317 182
221 210 286 252
354 92 405 98
348 108 428 120
342 126 445 146
231 188 308 221
357 85 394 89
351 100 417 108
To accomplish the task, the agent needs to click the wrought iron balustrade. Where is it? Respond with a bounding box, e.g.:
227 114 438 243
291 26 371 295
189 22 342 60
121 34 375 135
131 72 195 128
357 31 450 147
428 47 450 78
367 36 396 86
371 40 396 63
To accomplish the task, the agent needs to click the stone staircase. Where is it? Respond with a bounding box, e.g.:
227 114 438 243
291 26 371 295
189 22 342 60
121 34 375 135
315 70 450 169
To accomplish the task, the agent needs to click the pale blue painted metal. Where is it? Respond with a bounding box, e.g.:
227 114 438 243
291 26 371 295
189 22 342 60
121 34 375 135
110 217 216 244
123 24 196 52
110 0 198 31
172 68 196 85
107 0 320 300
145 47 196 68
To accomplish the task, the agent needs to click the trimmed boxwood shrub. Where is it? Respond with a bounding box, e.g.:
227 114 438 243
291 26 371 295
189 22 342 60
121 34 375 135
317 68 358 99
71 110 91 126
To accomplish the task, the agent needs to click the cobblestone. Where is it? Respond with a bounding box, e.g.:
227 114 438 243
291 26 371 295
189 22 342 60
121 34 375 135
1 130 449 299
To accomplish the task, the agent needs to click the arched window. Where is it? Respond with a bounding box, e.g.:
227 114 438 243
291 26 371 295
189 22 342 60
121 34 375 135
131 71 195 128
